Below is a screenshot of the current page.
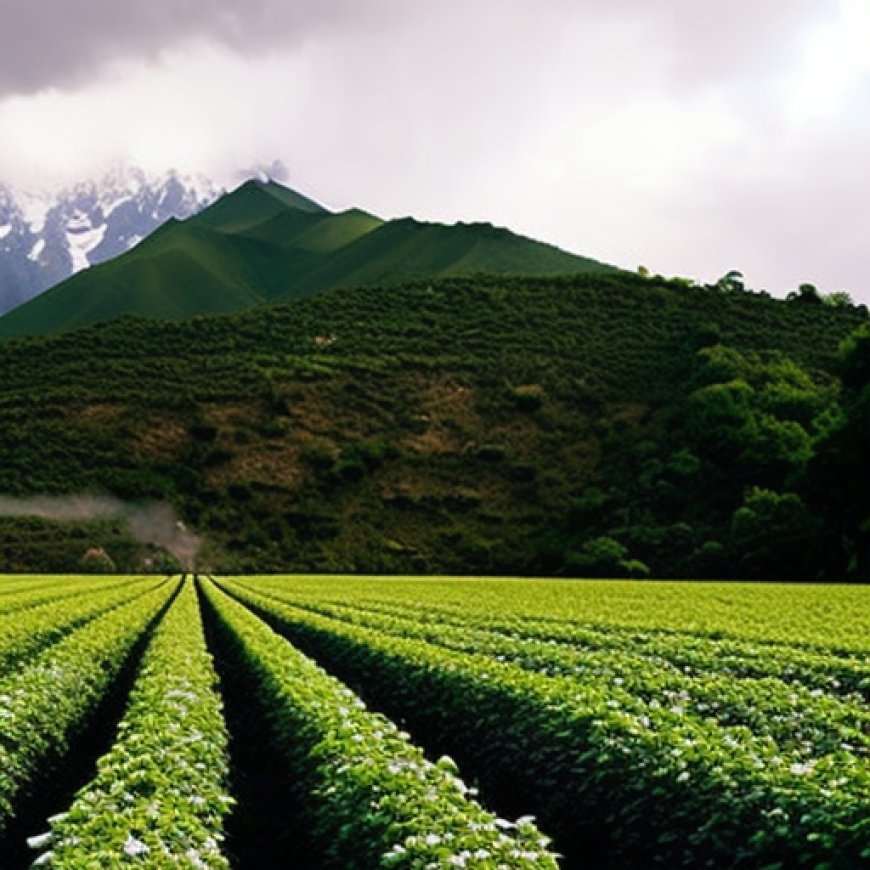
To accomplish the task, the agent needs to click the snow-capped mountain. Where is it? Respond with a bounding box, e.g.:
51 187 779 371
0 167 223 315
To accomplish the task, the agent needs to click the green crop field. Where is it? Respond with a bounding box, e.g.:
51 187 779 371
0 575 867 868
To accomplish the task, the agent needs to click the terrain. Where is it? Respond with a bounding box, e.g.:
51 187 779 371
0 269 866 579
0 179 612 338
0 574 867 868
0 167 220 315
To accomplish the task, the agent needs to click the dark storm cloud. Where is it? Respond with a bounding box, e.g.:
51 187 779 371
0 0 397 95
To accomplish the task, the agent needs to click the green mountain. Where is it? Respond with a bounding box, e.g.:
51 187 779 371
0 270 866 579
0 180 613 338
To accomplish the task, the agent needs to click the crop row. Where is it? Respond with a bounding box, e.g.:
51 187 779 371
240 588 870 759
219 577 870 868
0 580 175 834
2 574 867 868
246 583 870 698
1 578 560 868
0 576 159 677
0 575 140 617
201 577 558 868
31 580 233 868
233 575 870 652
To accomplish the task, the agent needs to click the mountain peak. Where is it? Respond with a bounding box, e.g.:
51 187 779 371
0 167 225 315
238 178 327 214
0 177 617 338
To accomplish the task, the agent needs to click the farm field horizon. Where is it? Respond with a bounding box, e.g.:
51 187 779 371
0 573 867 868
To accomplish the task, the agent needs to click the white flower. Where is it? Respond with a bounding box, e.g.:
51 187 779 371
424 833 442 845
124 835 149 856
27 832 53 850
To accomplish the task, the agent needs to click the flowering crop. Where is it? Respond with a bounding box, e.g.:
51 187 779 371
202 577 558 868
222 576 870 867
1 573 867 867
31 580 232 868
0 580 175 834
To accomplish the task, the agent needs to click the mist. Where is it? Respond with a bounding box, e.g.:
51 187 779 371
0 495 200 569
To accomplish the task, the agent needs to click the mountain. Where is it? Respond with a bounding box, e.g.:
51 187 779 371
0 179 615 338
0 167 221 315
0 271 865 579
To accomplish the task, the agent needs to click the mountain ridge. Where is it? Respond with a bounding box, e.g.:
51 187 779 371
0 179 616 338
0 167 221 315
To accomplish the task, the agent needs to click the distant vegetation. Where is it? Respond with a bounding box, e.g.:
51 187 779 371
0 268 866 579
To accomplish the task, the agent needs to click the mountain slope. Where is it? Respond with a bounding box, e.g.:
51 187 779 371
0 168 220 315
0 180 614 338
0 271 865 579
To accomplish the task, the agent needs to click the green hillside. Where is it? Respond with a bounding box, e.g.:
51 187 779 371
0 270 866 579
0 180 613 338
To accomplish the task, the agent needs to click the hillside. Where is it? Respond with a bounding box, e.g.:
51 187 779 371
0 271 866 579
0 180 612 338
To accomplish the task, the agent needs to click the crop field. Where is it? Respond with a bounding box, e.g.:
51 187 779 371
0 575 867 868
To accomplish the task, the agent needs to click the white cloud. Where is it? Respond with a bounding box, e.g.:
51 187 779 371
0 0 868 303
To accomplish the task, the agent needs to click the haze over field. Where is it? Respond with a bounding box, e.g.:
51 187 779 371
0 1 868 303
0 495 200 568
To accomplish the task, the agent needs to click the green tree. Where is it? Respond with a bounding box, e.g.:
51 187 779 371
730 488 821 579
714 270 745 293
804 325 870 578
787 283 823 305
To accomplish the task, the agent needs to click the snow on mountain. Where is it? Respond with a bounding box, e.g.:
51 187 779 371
0 167 224 316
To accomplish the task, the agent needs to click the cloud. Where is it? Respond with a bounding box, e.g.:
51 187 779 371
657 0 829 85
665 118 870 295
0 0 399 97
0 0 867 303
0 1 831 98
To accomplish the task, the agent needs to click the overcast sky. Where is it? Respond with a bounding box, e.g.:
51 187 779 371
1 0 868 302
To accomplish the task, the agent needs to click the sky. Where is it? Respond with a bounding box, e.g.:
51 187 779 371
1 0 868 303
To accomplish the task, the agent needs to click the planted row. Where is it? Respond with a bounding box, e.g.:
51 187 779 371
256 590 870 760
250 583 870 699
231 576 870 652
0 580 176 834
31 580 233 868
0 576 158 677
201 578 558 869
220 579 870 868
0 575 137 617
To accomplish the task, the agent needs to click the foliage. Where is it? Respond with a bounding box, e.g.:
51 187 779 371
201 577 558 868
0 580 174 833
804 324 870 577
0 574 868 866
0 270 865 579
35 581 232 868
220 575 870 867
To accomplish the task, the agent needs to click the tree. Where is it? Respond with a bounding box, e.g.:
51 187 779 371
566 536 649 578
730 488 821 579
714 270 745 293
804 325 870 578
824 291 854 308
786 283 823 305
79 546 116 573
